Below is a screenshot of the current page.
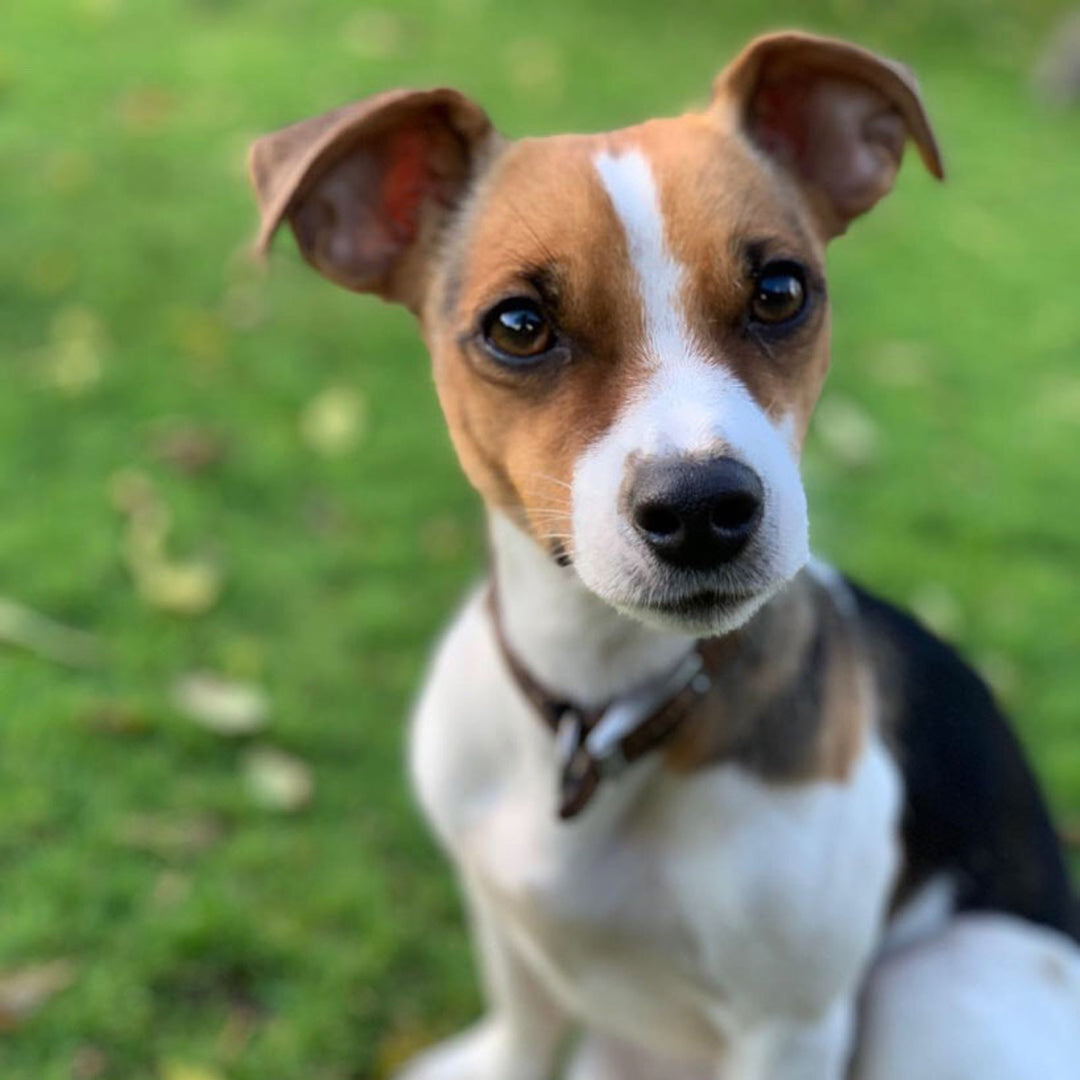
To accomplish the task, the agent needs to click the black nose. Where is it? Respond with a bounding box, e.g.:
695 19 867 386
628 456 764 570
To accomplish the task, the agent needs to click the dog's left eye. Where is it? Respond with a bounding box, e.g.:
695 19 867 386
481 298 555 363
749 262 807 326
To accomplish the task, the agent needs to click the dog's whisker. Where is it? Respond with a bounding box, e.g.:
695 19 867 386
522 471 573 492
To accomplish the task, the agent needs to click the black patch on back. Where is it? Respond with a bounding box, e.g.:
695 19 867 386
850 581 1079 942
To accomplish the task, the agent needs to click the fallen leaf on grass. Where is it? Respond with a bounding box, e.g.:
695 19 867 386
115 813 225 860
172 672 269 736
243 747 314 813
110 468 225 617
0 960 76 1031
149 422 228 476
77 700 152 736
133 559 223 617
299 386 365 457
0 597 102 669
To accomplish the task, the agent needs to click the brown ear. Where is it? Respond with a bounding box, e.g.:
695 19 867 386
248 88 498 311
712 32 944 238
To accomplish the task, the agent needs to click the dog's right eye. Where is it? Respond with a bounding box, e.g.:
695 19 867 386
749 261 808 327
481 298 555 363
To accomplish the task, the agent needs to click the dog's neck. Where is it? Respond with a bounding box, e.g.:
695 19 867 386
488 512 695 710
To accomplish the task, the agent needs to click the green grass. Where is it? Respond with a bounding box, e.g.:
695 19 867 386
1 0 1079 1076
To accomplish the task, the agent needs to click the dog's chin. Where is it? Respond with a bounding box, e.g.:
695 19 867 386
574 568 795 637
612 587 775 637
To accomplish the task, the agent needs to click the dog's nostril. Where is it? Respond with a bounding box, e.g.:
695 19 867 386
710 492 760 534
635 503 683 540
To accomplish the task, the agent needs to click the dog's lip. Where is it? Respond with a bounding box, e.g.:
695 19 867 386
633 588 759 618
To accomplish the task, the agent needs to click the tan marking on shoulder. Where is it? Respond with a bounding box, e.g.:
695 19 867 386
665 571 870 782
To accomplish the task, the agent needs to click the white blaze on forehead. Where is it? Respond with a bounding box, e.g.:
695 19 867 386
570 144 811 630
593 148 693 366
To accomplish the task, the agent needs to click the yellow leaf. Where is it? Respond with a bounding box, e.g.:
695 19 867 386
243 746 314 813
172 672 270 737
299 386 366 457
134 559 223 617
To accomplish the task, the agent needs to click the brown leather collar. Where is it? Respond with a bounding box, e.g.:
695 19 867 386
487 589 716 820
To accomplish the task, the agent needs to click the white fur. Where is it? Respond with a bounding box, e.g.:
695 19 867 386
572 149 808 636
805 556 859 620
406 581 901 1080
852 914 1080 1080
490 512 693 706
879 873 958 955
592 149 687 366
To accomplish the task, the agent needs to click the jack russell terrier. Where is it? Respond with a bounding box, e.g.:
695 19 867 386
248 31 1080 1080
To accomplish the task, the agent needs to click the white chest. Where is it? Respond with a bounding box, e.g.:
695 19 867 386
409 593 902 1054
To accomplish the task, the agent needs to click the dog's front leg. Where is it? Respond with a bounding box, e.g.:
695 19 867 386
397 882 570 1080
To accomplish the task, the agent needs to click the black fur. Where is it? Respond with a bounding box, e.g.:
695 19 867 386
850 582 1079 942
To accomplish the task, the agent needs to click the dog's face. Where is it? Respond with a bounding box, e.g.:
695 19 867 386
250 33 942 635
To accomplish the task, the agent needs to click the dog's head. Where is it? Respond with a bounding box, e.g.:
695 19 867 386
250 33 942 636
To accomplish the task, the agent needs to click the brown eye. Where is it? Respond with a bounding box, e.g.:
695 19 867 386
749 261 807 326
482 298 554 363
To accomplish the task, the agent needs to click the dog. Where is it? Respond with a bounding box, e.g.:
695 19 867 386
249 31 1080 1079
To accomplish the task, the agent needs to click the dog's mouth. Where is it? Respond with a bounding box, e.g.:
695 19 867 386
607 580 775 636
640 588 758 619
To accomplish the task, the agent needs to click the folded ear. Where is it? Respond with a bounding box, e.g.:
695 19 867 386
248 88 498 311
712 32 944 238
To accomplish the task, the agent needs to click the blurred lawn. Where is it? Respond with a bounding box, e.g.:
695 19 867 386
1 0 1080 1077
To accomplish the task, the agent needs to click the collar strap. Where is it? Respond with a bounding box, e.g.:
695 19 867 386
487 589 714 820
